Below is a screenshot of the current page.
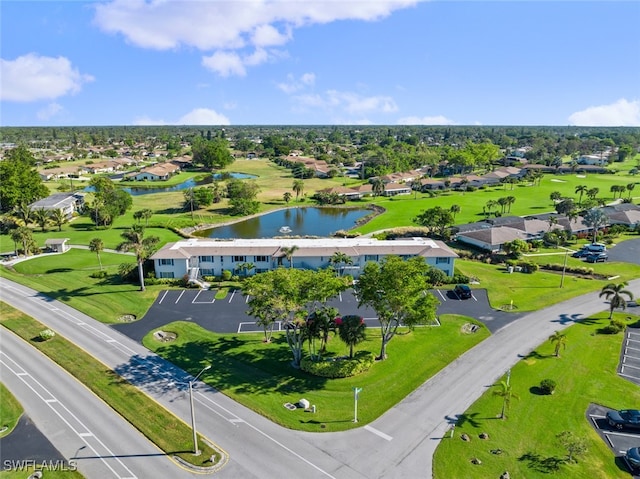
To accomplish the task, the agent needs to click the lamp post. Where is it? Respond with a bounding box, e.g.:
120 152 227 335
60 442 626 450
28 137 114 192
189 365 211 455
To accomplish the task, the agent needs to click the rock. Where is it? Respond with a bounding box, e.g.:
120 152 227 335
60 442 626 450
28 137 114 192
479 432 489 439
471 457 482 465
461 433 471 442
500 472 510 479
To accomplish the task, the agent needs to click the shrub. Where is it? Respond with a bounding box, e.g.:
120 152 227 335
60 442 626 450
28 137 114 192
602 319 627 334
38 329 56 341
222 270 232 281
540 378 557 395
300 351 375 378
90 270 108 279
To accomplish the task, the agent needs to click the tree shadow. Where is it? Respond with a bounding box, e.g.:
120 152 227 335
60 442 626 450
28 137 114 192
453 412 483 428
529 386 545 395
519 451 565 473
551 313 584 325
46 268 73 273
518 349 549 360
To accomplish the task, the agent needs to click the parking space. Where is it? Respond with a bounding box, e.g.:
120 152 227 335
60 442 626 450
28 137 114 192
587 404 640 477
619 329 640 386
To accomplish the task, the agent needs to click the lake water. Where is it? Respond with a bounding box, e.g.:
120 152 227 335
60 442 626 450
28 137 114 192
199 207 369 239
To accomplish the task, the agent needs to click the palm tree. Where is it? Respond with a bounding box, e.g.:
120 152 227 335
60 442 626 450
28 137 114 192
586 187 599 201
599 282 634 319
505 196 516 213
548 330 567 357
330 251 353 276
89 237 104 271
627 182 636 199
32 208 50 232
13 201 33 227
50 208 67 231
493 376 519 420
485 199 498 217
133 208 153 226
336 315 367 358
10 226 33 257
292 179 304 202
117 225 160 291
283 192 292 204
281 245 299 268
575 184 588 206
583 207 607 244
371 177 385 197
450 204 460 220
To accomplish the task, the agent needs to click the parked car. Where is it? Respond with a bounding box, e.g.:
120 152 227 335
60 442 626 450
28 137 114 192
585 242 607 253
453 284 472 299
606 409 640 430
624 446 640 472
585 252 608 263
572 249 590 258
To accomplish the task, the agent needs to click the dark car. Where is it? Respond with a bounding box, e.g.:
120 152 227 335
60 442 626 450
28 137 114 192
572 249 590 258
585 252 608 263
624 447 640 472
453 284 472 299
606 409 640 430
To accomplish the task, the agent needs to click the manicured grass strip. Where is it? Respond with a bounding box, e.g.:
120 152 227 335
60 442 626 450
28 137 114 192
0 302 222 468
433 313 640 479
0 382 23 438
0 467 84 479
143 315 489 432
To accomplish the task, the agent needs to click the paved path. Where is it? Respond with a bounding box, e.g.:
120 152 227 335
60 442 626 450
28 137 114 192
1 276 639 478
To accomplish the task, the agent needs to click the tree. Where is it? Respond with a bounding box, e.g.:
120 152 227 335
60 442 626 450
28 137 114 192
50 208 67 231
89 177 132 227
292 179 304 201
583 208 607 243
227 179 260 216
492 377 519 420
599 282 634 319
484 199 498 218
627 182 636 199
574 184 588 206
556 431 587 463
116 225 160 291
336 315 367 358
191 136 234 169
0 145 49 213
281 245 298 268
283 192 292 204
502 239 528 258
413 206 454 238
586 187 599 201
355 256 439 360
555 198 575 215
450 204 460 219
371 178 385 197
32 208 50 232
10 226 35 257
505 196 516 213
133 208 153 226
89 237 104 271
330 251 353 276
548 330 567 357
13 201 33 226
550 191 563 203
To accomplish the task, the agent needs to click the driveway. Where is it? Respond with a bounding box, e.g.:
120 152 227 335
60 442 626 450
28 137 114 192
608 237 640 265
113 287 519 341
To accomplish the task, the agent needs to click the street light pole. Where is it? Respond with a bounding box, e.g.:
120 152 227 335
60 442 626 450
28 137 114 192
189 365 211 455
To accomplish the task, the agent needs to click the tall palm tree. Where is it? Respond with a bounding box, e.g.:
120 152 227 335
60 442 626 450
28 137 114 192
330 251 353 276
583 207 607 244
10 226 33 257
599 282 634 319
281 245 299 268
336 315 367 358
485 199 498 217
493 378 519 420
627 182 636 199
89 237 104 271
283 192 292 204
32 208 50 232
13 201 33 227
371 177 385 197
50 208 67 231
292 179 304 202
505 196 516 213
117 225 160 291
450 204 461 219
575 184 588 206
548 330 567 357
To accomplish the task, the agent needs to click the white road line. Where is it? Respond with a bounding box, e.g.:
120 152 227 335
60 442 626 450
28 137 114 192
192 290 203 303
158 291 168 305
364 425 393 441
436 290 447 301
228 289 236 303
175 290 185 304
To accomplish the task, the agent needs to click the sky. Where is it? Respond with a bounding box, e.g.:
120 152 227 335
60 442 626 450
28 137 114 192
1 0 639 127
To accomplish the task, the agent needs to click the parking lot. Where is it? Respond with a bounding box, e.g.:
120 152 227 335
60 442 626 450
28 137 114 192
619 329 640 386
112 285 520 342
588 403 640 478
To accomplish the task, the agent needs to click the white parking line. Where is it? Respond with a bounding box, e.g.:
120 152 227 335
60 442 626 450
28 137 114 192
436 290 447 301
228 289 236 303
157 291 168 305
175 290 185 304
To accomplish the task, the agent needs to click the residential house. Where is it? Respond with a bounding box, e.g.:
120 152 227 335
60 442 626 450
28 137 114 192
29 193 86 219
131 162 181 181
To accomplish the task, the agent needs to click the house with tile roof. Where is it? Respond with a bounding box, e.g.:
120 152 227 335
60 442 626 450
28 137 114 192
151 237 458 281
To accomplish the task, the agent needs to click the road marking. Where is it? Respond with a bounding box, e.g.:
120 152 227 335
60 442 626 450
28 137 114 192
436 289 447 301
175 290 185 304
228 289 236 303
158 290 168 305
364 425 393 441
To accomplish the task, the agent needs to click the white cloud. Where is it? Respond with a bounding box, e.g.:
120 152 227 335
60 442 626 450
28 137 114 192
133 108 231 126
293 90 398 116
37 102 63 120
568 98 640 126
202 51 246 77
277 72 316 94
1 53 94 102
93 0 419 76
397 115 457 125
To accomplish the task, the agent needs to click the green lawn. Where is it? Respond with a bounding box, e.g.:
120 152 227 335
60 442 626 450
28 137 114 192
0 303 222 468
433 313 640 479
143 315 489 432
0 382 23 438
454 257 640 312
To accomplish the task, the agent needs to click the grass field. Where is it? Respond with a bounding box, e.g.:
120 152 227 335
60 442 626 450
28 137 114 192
433 312 640 479
143 315 489 432
0 382 23 439
0 303 222 468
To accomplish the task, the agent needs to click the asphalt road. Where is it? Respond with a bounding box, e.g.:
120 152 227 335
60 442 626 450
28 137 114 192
608 238 640 265
0 328 194 479
3 276 640 478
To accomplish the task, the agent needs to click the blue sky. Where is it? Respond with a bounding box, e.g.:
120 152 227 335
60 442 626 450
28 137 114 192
2 0 639 127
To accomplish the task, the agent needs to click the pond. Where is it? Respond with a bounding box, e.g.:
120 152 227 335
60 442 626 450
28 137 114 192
198 207 370 239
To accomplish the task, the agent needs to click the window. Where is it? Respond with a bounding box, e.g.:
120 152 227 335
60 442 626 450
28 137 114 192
200 268 214 276
199 255 213 263
159 259 174 266
365 254 378 261
255 255 268 262
158 272 174 279
233 255 245 262
436 257 450 264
